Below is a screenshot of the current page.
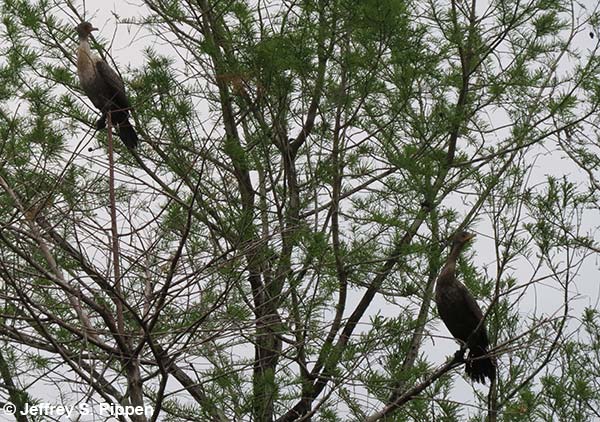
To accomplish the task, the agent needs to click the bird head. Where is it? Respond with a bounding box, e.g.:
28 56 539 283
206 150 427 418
76 22 98 39
451 231 475 247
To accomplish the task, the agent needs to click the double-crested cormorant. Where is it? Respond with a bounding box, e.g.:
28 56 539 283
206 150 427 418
76 22 138 148
435 231 496 383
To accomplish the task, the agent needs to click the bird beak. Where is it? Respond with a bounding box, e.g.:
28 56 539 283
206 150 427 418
466 233 476 241
91 27 99 31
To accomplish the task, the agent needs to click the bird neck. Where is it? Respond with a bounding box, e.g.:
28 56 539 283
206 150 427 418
447 242 463 262
438 242 464 286
77 36 98 75
78 36 92 55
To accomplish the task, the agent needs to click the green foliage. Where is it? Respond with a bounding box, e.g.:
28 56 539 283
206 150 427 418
532 12 565 37
0 0 599 421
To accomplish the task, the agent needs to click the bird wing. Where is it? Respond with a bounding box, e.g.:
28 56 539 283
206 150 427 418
437 280 489 345
458 282 483 320
456 282 490 346
95 60 131 110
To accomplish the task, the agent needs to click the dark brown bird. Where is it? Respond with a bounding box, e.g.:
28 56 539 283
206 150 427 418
76 22 138 148
435 231 496 384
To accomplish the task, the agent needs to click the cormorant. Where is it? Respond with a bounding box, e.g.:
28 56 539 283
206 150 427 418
435 231 496 383
76 21 138 148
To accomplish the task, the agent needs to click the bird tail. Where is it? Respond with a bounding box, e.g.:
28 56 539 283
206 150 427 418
465 346 496 384
118 119 139 149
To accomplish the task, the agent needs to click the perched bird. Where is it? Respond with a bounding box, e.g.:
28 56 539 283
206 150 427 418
435 231 496 384
76 21 138 148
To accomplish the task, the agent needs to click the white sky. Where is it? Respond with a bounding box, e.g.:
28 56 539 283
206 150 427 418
10 0 600 419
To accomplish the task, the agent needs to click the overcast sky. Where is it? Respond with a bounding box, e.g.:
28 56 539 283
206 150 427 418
41 0 600 417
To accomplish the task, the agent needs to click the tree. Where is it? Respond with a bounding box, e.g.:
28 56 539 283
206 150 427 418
0 0 599 420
